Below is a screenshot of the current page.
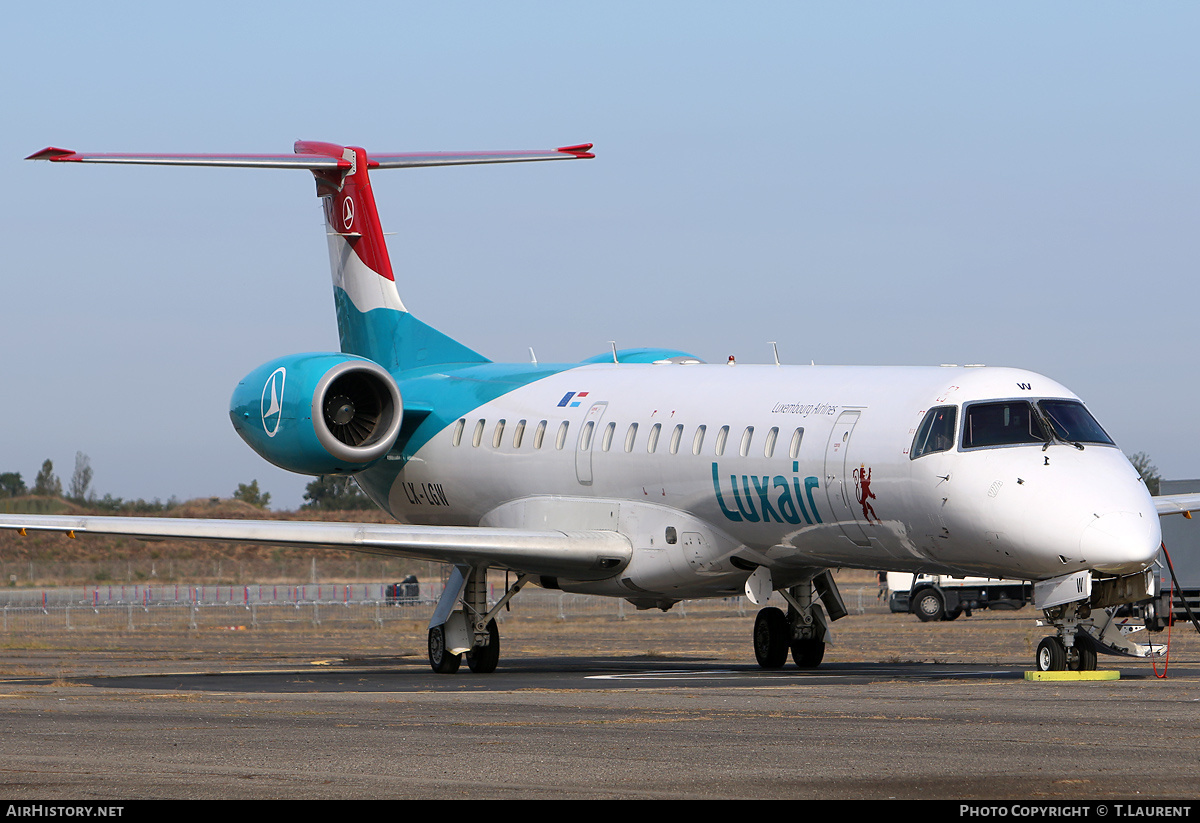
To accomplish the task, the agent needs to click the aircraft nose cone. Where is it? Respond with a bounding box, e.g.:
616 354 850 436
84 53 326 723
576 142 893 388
1079 510 1160 574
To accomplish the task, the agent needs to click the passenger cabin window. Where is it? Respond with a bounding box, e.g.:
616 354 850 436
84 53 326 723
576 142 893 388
764 427 779 458
601 421 616 452
452 418 466 447
715 425 729 456
580 420 596 451
513 419 526 449
962 402 1047 449
789 428 804 459
534 420 547 449
472 419 485 448
492 419 506 449
624 423 638 453
669 424 683 455
1038 400 1115 446
647 423 661 454
556 421 569 450
910 406 957 459
692 425 707 455
739 426 755 457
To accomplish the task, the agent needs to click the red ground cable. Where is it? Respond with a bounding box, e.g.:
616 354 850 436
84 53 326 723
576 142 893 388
1151 543 1174 678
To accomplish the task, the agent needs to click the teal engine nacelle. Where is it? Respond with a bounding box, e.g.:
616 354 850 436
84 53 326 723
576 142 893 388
230 353 403 476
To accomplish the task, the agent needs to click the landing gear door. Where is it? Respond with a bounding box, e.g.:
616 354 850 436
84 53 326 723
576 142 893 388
575 402 608 485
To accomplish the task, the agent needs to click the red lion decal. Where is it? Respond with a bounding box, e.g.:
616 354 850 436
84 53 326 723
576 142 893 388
853 464 879 523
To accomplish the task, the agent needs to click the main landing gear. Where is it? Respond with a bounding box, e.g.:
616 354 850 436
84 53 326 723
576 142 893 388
753 570 848 670
427 565 529 674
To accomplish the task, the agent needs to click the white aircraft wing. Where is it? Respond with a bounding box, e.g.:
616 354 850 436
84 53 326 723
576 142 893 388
1154 493 1200 517
0 514 630 581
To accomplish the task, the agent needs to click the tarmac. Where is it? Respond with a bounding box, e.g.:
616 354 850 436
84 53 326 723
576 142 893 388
1 608 1198 800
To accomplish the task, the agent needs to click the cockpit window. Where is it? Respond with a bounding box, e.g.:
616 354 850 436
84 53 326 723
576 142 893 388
1038 400 1115 446
962 401 1048 449
910 406 957 460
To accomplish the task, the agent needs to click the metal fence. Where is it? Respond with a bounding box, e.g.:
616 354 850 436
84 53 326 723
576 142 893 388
0 583 888 634
0 582 447 609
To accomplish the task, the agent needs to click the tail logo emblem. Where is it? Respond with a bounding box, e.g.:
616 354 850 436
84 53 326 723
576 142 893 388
261 367 286 437
342 196 355 231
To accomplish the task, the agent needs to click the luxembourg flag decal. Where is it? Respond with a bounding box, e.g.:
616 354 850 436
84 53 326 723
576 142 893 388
557 391 590 408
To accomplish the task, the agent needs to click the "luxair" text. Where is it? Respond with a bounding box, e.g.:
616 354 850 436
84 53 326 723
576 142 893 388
712 462 822 524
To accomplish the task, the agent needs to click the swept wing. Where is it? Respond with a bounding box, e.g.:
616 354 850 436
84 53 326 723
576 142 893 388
0 514 630 582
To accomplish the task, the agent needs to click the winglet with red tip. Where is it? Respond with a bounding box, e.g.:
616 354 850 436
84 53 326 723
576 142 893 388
26 147 80 161
557 143 595 159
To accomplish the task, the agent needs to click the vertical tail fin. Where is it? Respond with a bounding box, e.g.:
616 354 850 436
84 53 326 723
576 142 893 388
296 140 491 373
296 141 405 312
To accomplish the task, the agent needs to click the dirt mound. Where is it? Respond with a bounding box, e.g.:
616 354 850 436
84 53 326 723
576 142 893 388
0 498 419 587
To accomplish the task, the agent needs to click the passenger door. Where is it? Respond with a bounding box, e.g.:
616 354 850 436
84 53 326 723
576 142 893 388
575 402 608 485
824 409 872 547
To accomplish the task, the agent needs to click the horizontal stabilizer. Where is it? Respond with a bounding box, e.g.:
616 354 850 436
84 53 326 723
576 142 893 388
0 514 630 581
369 144 594 168
25 148 345 169
26 143 595 170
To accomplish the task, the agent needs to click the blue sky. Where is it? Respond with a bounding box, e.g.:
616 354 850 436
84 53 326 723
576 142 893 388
3 2 1198 508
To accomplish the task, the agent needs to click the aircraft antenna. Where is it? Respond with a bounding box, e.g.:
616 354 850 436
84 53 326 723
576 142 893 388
609 341 619 364
529 347 538 366
770 342 780 366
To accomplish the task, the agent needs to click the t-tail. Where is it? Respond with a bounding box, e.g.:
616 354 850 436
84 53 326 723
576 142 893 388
27 141 594 372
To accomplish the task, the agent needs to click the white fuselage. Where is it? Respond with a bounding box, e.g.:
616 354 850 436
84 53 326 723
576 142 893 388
370 363 1160 605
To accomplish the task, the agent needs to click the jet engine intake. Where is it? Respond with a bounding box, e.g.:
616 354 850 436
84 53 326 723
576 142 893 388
230 353 402 475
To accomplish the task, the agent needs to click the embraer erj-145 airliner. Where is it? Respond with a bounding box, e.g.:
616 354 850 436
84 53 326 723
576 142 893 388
11 141 1200 674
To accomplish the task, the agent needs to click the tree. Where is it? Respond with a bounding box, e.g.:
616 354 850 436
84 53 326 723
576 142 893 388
233 480 271 509
69 452 93 502
1127 451 1161 496
33 459 62 497
302 475 373 511
0 472 26 498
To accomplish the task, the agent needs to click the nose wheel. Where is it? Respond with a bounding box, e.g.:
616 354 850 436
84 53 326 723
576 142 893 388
1035 636 1066 671
1035 632 1098 672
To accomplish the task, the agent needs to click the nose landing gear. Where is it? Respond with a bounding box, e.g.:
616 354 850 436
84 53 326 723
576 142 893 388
1034 629 1097 672
1033 569 1161 672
